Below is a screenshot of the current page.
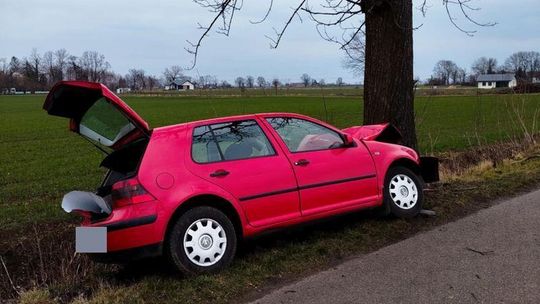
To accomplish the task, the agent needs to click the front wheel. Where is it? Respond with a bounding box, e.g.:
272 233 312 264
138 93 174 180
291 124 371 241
383 166 423 218
167 206 237 275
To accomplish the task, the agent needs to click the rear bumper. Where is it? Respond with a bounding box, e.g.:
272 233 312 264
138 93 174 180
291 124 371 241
104 215 157 232
89 242 163 263
420 156 439 183
83 201 164 253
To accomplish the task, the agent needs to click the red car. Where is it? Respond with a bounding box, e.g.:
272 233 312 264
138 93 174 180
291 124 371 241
44 81 438 275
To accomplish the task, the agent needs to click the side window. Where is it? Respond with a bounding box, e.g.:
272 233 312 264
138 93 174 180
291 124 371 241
192 120 275 163
266 117 344 152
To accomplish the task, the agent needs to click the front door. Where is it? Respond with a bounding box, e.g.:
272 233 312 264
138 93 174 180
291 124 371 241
263 116 378 216
186 118 300 227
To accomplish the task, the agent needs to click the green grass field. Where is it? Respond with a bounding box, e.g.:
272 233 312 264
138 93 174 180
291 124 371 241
2 92 540 303
1 93 540 229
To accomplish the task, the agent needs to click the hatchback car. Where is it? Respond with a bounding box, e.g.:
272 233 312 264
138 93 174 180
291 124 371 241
43 81 438 275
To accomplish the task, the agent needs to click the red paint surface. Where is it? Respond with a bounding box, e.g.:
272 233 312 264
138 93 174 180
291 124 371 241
45 82 422 253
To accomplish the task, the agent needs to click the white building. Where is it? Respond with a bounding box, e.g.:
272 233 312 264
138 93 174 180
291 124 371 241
477 74 517 89
166 80 195 91
116 87 132 94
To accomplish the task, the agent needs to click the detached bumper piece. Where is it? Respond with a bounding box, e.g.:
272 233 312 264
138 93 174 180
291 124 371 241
62 191 111 215
420 156 439 183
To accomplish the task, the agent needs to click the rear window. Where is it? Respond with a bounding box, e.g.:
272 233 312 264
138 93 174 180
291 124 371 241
79 97 135 146
192 120 275 163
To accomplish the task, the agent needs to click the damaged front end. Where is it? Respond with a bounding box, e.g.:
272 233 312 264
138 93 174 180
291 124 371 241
343 123 440 183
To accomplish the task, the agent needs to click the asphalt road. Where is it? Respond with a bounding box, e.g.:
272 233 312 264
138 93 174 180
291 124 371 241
250 189 540 304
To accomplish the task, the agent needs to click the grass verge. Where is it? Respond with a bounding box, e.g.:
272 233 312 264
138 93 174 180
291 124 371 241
3 143 540 304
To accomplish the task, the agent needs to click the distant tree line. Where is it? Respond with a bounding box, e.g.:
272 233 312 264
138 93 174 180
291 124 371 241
0 49 164 93
0 49 349 94
427 51 540 86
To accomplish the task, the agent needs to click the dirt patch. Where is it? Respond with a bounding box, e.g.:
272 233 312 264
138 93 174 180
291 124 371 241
437 136 539 175
0 222 105 301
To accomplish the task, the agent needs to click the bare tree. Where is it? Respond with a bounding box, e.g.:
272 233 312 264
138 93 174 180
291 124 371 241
0 58 8 90
256 76 266 87
27 48 42 85
471 57 498 75
235 76 245 88
163 65 184 83
127 69 146 90
300 73 311 87
271 78 280 95
220 80 232 88
246 75 255 88
54 49 69 81
336 77 344 86
457 67 467 84
342 34 365 77
433 60 459 85
102 72 121 89
187 0 493 150
79 51 110 82
42 50 66 85
66 55 83 80
199 75 218 88
9 56 21 75
146 75 160 90
42 51 56 86
504 51 540 81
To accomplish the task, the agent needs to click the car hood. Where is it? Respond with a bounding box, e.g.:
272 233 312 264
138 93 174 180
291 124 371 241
342 123 403 144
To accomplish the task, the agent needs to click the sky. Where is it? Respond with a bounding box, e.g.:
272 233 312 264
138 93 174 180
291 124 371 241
1 0 539 84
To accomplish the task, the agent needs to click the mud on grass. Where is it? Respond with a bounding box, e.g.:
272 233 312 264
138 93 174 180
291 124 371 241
2 145 540 304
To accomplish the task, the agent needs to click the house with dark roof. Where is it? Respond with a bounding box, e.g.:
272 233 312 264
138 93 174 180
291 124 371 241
166 80 195 91
477 74 517 89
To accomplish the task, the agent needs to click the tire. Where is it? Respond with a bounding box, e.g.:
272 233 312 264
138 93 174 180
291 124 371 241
383 166 423 218
167 206 237 275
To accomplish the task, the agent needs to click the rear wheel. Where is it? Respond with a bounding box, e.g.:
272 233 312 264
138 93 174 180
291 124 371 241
167 206 237 275
383 166 423 218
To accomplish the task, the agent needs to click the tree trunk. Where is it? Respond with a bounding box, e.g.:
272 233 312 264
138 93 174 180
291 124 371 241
362 0 417 151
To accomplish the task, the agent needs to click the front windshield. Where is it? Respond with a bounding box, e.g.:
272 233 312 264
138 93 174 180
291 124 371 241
79 97 135 146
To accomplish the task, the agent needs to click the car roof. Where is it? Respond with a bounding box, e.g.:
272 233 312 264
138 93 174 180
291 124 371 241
154 112 314 132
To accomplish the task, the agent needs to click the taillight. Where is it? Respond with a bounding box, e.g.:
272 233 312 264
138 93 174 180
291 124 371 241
111 178 155 208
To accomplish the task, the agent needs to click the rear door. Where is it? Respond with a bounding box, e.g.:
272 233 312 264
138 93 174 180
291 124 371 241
185 118 300 227
43 81 149 149
262 116 378 216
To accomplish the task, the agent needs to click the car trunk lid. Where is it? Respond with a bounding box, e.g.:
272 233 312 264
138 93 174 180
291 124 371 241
43 81 150 150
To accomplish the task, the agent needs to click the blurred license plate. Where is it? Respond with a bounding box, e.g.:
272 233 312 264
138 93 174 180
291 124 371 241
76 227 107 253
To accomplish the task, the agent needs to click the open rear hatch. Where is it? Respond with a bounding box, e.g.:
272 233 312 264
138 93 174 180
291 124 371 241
44 81 151 219
43 81 150 150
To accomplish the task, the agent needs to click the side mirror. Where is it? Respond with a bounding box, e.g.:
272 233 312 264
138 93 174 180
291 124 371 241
343 133 354 147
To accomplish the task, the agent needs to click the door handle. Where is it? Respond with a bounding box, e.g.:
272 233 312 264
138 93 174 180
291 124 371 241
210 169 230 177
294 159 310 166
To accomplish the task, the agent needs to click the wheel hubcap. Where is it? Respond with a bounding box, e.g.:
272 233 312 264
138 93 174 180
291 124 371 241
399 186 409 197
183 218 227 267
389 174 418 210
199 234 213 249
